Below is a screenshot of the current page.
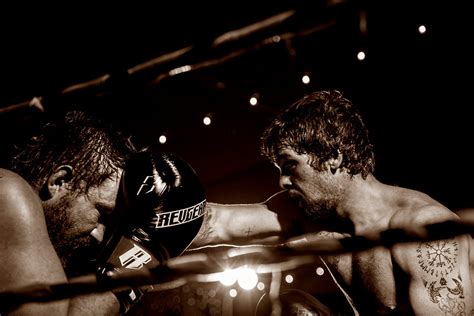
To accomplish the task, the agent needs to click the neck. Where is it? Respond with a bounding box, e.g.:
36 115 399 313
336 174 394 235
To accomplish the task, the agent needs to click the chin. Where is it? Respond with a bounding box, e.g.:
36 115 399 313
304 201 336 222
62 235 101 277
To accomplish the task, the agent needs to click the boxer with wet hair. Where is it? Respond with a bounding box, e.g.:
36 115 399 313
0 107 217 315
1 109 137 315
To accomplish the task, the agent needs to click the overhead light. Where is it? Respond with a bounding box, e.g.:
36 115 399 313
158 134 167 144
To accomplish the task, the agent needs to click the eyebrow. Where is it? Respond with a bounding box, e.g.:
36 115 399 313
276 153 292 161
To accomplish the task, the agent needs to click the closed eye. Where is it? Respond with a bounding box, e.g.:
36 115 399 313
281 160 297 175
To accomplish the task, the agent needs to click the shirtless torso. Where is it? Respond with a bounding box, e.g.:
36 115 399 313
319 185 473 315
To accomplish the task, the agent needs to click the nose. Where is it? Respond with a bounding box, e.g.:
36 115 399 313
90 223 106 243
279 175 292 190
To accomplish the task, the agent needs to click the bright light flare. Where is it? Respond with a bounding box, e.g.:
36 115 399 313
219 269 238 286
219 265 259 290
302 75 310 84
203 116 212 126
237 266 258 290
249 97 258 106
418 25 426 34
357 51 366 61
158 135 167 144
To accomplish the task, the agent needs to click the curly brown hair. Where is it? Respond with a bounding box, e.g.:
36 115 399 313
261 89 375 179
9 109 138 193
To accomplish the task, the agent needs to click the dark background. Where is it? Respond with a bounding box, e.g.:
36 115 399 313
1 0 471 209
0 1 472 314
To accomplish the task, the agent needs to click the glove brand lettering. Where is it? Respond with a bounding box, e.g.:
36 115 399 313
155 200 206 228
136 175 166 196
119 244 152 269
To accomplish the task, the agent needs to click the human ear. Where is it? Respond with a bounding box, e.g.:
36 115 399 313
44 165 74 199
325 151 343 175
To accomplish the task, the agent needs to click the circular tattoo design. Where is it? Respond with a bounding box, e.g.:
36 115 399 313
416 238 458 278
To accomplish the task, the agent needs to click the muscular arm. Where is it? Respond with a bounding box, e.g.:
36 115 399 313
190 202 284 248
392 207 473 314
0 169 119 316
190 191 325 248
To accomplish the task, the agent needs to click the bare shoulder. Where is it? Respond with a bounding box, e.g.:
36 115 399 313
389 199 462 259
0 170 70 314
389 195 457 231
388 195 463 270
0 167 28 185
0 167 35 194
0 167 51 245
387 192 473 311
0 168 44 226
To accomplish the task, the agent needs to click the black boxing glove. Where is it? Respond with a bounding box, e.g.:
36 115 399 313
97 151 207 313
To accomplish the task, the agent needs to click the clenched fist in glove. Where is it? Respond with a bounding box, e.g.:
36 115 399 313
97 150 207 313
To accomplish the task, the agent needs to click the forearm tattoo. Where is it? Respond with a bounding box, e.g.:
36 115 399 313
416 238 467 314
